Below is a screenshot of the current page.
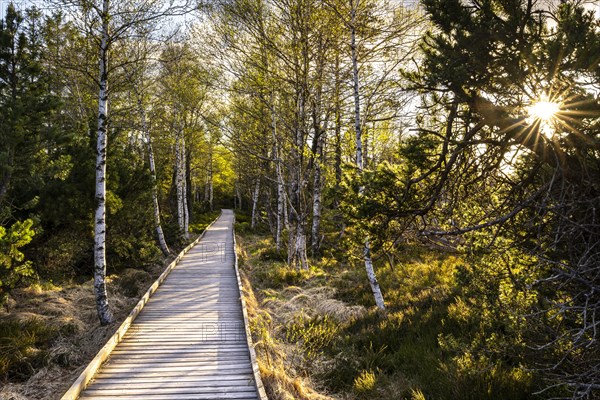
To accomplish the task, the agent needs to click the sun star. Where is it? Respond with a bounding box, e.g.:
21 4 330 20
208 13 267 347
528 100 560 122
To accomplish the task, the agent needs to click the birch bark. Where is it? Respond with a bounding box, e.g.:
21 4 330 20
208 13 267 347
208 146 214 211
251 178 260 229
175 125 186 239
134 86 170 255
182 135 189 239
93 0 114 325
270 97 284 251
288 89 308 270
311 126 324 255
351 0 385 309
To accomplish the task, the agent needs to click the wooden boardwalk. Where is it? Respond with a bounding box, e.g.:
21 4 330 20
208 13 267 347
73 210 263 399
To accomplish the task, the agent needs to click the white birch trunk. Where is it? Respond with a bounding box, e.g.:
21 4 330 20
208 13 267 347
208 153 214 212
351 1 385 309
135 87 170 255
94 0 114 325
271 102 284 251
175 126 186 239
181 136 189 240
311 134 323 255
276 168 284 251
288 88 308 270
251 177 260 229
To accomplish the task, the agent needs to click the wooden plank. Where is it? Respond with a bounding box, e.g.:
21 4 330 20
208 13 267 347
86 380 255 390
105 356 250 364
111 346 250 352
94 368 253 379
100 362 252 372
91 374 254 384
107 350 249 357
79 393 258 400
82 387 257 396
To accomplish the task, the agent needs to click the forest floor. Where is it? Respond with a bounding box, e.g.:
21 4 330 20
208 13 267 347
0 266 161 400
235 215 537 400
0 214 219 400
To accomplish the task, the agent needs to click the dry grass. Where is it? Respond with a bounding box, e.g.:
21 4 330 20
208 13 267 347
263 286 366 325
0 264 163 400
238 234 371 400
241 273 334 400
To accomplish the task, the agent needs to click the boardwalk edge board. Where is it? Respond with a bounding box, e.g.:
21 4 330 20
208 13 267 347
60 212 222 400
232 214 269 400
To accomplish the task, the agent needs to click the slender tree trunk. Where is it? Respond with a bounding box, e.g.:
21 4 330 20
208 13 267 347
363 125 369 169
135 87 170 255
208 179 214 211
351 0 385 309
276 153 284 251
204 178 210 203
270 99 284 251
175 126 187 239
185 149 193 226
265 188 275 236
333 53 344 240
334 58 343 197
208 149 214 211
311 126 324 256
288 88 308 270
182 136 189 239
94 0 114 325
251 177 260 229
235 182 242 210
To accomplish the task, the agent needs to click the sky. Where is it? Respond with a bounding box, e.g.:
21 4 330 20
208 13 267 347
0 0 197 30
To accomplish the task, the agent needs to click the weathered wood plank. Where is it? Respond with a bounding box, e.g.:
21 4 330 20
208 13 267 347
79 393 258 400
82 386 257 395
99 364 254 373
87 380 255 390
111 346 250 352
94 368 254 379
91 374 254 384
105 356 251 365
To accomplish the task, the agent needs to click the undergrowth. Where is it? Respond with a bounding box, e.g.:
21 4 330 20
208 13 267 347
236 215 542 400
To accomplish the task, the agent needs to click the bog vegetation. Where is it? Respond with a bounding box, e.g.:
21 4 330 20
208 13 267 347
0 0 599 398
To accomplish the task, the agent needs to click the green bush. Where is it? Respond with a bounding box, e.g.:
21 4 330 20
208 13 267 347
0 220 36 305
285 314 339 360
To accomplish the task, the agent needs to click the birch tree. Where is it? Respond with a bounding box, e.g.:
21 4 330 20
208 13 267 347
55 0 194 325
124 40 172 255
350 0 385 309
158 42 212 240
133 82 171 255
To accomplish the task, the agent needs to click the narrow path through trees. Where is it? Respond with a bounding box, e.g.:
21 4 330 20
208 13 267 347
63 210 263 400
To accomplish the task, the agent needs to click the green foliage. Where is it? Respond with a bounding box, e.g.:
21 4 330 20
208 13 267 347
0 220 36 304
189 211 221 234
242 230 544 399
285 314 339 360
253 263 312 289
353 369 377 396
